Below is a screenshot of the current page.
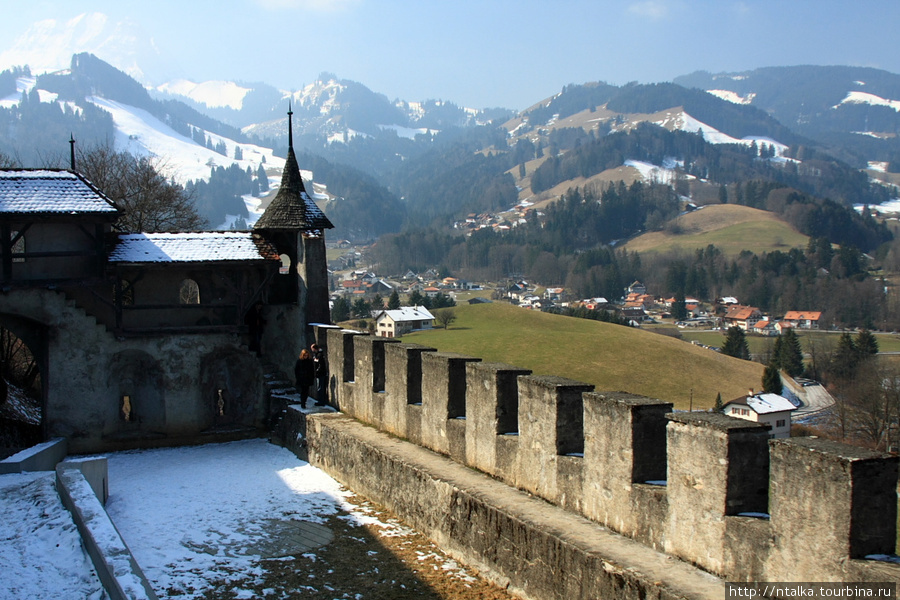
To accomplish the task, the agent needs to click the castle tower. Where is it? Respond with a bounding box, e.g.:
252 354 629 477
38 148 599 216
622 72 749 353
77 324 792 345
255 106 333 367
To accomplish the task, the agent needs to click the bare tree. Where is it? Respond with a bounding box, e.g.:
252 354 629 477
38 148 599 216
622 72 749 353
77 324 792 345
434 308 457 329
75 144 206 232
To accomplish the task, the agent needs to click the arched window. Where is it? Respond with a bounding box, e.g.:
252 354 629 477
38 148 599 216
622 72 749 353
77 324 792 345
279 254 291 275
179 279 200 304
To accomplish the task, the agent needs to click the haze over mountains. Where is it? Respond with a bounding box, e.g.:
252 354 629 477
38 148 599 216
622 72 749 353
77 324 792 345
0 12 898 244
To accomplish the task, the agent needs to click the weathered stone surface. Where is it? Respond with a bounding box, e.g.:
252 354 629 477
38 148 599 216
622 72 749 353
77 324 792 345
305 411 727 600
420 352 481 456
464 362 531 478
583 392 671 540
665 412 770 575
765 437 899 582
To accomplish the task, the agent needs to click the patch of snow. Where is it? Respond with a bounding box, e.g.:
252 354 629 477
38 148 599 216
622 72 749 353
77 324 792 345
377 124 436 140
707 89 756 105
156 79 252 110
868 161 889 172
0 472 104 599
103 439 356 598
624 159 677 185
836 91 900 112
856 199 900 215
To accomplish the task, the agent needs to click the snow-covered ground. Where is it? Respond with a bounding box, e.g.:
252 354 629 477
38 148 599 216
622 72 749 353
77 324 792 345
101 438 359 598
86 95 283 185
0 471 104 599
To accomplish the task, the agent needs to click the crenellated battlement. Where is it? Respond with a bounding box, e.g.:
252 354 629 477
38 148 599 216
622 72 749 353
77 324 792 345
316 327 900 584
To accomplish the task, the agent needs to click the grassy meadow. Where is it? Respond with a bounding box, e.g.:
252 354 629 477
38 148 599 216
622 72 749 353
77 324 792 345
623 204 809 255
404 302 764 410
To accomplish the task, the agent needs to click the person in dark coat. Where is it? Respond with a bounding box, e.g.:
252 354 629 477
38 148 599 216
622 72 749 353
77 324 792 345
311 343 328 406
294 349 315 407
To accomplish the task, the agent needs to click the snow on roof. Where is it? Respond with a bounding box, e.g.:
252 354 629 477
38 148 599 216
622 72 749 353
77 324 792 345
108 232 279 263
377 306 435 322
734 393 797 415
0 169 119 214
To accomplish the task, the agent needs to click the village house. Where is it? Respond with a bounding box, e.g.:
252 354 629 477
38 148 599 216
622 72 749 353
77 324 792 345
722 392 796 438
544 287 567 303
373 306 435 338
753 317 777 336
781 310 823 330
626 280 647 296
723 305 764 331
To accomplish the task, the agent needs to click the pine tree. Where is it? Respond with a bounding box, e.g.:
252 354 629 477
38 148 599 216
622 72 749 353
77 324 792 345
408 290 424 307
714 392 723 412
831 332 858 381
855 329 879 361
257 163 269 191
331 296 350 322
387 290 401 310
762 363 783 394
778 328 804 377
722 326 750 360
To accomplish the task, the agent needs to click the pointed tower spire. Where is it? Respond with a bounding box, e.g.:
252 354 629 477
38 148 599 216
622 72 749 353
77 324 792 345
287 100 293 149
253 103 333 232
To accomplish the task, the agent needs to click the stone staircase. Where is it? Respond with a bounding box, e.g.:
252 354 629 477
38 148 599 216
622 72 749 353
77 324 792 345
259 360 306 441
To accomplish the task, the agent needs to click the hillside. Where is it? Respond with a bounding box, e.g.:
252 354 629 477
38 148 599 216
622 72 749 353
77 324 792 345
404 302 763 410
623 204 810 255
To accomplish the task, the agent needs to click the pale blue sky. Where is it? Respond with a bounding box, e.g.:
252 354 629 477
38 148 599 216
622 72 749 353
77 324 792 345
0 0 897 110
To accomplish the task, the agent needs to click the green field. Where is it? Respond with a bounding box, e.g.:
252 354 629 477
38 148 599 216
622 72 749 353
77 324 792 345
624 204 809 256
404 303 764 410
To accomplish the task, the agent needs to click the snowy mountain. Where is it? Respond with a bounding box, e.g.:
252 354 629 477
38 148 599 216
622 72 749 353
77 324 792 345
674 66 900 168
0 12 177 85
0 12 896 242
154 73 504 143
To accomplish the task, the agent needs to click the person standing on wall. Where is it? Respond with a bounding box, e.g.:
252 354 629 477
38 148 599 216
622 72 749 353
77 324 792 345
294 349 315 408
311 343 328 406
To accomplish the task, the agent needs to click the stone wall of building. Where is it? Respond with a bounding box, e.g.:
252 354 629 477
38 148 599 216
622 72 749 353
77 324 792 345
316 327 900 584
0 288 266 453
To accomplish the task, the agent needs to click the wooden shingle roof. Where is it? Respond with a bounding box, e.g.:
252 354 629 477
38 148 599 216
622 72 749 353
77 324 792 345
254 110 333 232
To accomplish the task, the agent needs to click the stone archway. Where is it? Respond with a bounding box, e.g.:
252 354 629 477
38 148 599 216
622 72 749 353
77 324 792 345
199 347 264 432
106 350 166 440
0 313 47 450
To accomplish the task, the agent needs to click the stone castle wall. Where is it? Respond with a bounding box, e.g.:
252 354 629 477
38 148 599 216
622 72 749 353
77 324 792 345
316 326 900 584
0 288 266 453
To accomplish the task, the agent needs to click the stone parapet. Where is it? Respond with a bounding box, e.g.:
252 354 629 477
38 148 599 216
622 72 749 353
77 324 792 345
311 325 900 584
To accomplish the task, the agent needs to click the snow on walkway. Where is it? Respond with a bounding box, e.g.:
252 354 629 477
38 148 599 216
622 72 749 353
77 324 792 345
0 471 104 599
104 438 366 598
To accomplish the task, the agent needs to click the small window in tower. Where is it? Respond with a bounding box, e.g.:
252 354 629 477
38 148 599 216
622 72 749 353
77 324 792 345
180 279 200 304
11 231 24 263
279 254 291 275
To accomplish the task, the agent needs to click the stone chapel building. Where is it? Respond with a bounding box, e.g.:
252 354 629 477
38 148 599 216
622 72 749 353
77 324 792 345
0 114 332 453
